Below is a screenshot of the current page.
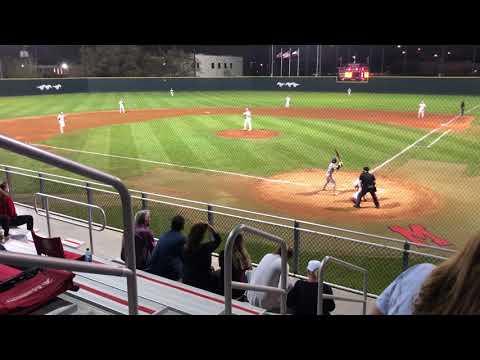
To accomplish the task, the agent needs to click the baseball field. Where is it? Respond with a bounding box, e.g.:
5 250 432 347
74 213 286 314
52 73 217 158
1 90 479 254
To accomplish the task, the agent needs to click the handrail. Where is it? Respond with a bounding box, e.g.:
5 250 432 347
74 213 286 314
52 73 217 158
0 135 138 315
0 164 455 255
224 224 288 315
317 256 368 315
33 192 107 232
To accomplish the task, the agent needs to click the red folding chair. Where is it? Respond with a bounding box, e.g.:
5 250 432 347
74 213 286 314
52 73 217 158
32 231 65 258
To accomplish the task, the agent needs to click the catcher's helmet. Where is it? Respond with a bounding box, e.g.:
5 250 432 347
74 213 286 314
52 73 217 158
332 158 337 163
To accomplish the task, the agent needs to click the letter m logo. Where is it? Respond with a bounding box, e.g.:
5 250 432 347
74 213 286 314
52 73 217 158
389 224 449 247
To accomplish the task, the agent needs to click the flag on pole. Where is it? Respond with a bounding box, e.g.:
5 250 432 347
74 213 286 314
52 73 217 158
292 49 299 56
282 50 291 59
276 51 283 58
288 48 292 76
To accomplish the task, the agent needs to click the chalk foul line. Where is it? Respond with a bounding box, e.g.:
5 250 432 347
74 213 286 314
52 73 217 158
32 143 312 187
427 129 451 148
372 104 480 173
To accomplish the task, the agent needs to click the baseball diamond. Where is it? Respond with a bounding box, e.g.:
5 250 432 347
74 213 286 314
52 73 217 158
0 82 479 254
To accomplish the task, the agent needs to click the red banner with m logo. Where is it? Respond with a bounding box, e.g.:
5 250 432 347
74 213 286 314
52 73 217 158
389 224 449 247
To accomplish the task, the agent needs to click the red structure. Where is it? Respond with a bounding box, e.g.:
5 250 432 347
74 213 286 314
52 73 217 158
337 63 370 82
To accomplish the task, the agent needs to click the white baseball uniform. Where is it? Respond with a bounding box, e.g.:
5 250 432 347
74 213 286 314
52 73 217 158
353 178 361 202
347 88 352 96
322 162 339 191
57 113 66 134
243 109 252 131
170 88 174 97
418 102 426 119
119 100 126 113
285 96 291 108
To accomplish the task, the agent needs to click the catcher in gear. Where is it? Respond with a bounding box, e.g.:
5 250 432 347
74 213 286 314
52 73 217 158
322 157 343 192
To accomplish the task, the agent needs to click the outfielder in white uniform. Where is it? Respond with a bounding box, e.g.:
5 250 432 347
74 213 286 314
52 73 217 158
119 99 126 114
243 108 252 131
170 88 174 97
322 158 342 192
57 112 66 134
418 100 426 119
285 96 291 108
347 88 352 96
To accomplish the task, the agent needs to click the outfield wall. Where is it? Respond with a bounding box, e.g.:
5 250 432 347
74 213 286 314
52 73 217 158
2 76 480 96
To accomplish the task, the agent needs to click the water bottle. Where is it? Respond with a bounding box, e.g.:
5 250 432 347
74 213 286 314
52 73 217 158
85 248 92 262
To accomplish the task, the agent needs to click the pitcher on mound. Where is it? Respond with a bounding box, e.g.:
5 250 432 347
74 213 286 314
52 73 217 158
243 107 252 131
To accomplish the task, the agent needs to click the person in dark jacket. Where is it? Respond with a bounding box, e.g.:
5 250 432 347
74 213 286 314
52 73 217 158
460 100 465 116
354 167 380 208
146 215 186 281
0 182 34 240
216 234 252 299
182 223 222 292
121 210 155 270
287 260 336 315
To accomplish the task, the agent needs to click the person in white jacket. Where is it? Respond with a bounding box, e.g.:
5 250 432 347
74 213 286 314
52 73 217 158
246 246 293 312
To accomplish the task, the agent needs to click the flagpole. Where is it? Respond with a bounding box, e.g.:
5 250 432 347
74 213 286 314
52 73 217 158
280 48 283 77
297 48 300 76
316 45 319 76
271 45 274 77
288 48 291 77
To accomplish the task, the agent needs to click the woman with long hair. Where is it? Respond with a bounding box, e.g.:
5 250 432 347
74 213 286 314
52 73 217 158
182 223 222 292
217 234 252 299
121 210 155 270
371 233 480 315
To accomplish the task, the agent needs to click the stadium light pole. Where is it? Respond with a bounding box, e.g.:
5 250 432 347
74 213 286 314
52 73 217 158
381 46 385 74
271 45 274 77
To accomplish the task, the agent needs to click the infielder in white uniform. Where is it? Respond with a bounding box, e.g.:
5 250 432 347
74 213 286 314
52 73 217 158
119 99 126 114
418 100 426 119
170 88 174 97
322 158 342 192
285 96 291 108
57 112 66 134
347 88 352 96
243 108 252 131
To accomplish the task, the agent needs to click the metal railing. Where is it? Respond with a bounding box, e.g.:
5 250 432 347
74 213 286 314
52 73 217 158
318 256 368 315
224 224 289 315
0 163 451 295
0 135 138 315
33 192 107 254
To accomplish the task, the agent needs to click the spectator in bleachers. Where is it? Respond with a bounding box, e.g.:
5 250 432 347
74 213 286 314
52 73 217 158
121 210 155 271
215 234 252 299
287 260 336 315
0 182 34 241
146 215 186 281
246 246 293 312
372 232 480 315
0 243 5 251
182 223 222 292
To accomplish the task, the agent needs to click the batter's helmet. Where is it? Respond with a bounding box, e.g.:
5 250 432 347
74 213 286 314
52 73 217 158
363 166 370 172
332 158 337 163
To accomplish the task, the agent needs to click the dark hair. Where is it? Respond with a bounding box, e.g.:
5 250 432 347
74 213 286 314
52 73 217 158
185 223 209 253
274 245 293 259
363 166 370 172
0 182 7 191
171 215 185 232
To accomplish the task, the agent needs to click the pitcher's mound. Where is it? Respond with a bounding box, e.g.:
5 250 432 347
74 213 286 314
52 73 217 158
216 129 280 139
254 169 443 221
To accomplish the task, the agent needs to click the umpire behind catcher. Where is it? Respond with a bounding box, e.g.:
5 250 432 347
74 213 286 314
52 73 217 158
354 167 380 209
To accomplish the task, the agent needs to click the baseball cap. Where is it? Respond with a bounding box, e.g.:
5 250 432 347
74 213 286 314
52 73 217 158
307 260 322 273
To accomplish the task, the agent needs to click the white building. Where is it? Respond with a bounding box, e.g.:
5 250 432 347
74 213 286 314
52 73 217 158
194 54 243 77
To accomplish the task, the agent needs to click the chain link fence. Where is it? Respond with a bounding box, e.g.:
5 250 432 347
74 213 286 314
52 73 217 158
1 164 453 296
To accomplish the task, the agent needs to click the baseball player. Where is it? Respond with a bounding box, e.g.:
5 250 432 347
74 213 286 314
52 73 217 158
119 99 126 114
243 107 253 131
322 158 343 192
418 100 426 119
285 96 291 108
460 100 465 116
352 178 367 203
347 88 352 96
57 112 66 134
170 88 175 97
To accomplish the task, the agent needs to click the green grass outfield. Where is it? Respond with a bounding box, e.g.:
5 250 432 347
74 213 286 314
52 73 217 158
0 91 479 180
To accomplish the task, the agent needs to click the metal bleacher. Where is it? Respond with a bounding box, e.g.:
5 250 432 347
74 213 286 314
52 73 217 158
0 134 372 315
